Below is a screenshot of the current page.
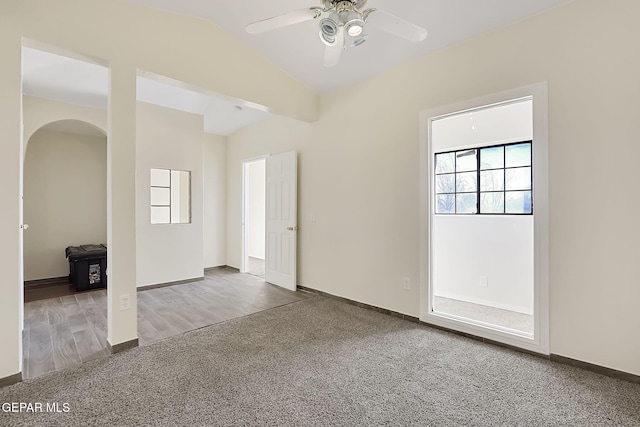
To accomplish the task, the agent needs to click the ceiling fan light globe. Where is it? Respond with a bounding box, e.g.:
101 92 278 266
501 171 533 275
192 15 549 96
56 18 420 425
320 12 340 38
351 33 368 47
347 23 363 37
345 11 365 37
319 30 337 47
320 19 338 37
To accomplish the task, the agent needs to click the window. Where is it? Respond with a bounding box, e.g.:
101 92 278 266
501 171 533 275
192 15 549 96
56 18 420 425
150 168 191 224
435 141 532 215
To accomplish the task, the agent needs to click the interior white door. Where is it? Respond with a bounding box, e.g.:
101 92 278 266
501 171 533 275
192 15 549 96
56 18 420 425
265 151 297 291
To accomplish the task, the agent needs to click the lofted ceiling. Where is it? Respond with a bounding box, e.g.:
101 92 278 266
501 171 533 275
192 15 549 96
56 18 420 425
22 1 572 136
122 0 572 92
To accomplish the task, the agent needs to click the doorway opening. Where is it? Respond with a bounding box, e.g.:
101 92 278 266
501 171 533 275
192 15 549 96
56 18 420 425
21 44 110 379
420 83 549 354
242 158 266 278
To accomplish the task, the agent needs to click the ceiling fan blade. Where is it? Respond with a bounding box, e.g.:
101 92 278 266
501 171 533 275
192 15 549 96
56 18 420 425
246 8 320 34
366 9 428 42
323 27 345 67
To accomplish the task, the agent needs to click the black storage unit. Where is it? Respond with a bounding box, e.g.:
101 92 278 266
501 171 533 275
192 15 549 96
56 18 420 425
66 244 107 291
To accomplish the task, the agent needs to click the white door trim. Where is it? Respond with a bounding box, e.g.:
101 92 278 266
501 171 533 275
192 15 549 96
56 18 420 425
419 82 550 355
241 155 268 274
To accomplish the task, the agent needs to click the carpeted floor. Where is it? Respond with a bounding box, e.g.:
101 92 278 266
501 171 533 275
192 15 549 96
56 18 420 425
1 297 639 426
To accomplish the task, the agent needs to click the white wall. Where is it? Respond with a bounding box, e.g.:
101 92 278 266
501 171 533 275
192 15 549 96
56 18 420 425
136 102 204 286
433 216 533 314
23 129 107 281
227 0 640 376
203 133 227 268
247 160 265 259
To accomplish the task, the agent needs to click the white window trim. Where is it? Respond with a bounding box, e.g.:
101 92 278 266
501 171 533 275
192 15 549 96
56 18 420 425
419 82 550 355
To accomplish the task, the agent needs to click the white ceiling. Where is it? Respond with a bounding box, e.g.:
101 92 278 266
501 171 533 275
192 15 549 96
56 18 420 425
22 47 109 110
136 76 270 136
21 47 269 136
121 0 572 92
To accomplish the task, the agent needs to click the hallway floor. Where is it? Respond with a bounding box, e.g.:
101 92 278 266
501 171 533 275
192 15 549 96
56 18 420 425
22 267 313 379
433 296 534 335
247 256 265 278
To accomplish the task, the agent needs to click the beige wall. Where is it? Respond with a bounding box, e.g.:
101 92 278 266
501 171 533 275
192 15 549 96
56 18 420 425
5 0 317 123
1 0 638 380
22 97 228 278
203 134 227 268
228 0 640 375
0 0 315 378
22 98 109 282
0 27 22 378
23 96 107 149
24 129 107 281
136 102 204 286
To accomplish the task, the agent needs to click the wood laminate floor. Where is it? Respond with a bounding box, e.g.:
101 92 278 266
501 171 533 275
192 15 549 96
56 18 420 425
247 256 265 278
24 280 100 303
22 267 314 379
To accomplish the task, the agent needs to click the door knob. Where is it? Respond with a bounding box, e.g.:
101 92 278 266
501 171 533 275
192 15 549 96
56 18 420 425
287 227 293 231
21 224 29 230
287 226 299 231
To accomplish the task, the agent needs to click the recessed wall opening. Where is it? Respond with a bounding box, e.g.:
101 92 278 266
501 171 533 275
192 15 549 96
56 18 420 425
421 84 549 354
21 44 110 379
432 100 534 336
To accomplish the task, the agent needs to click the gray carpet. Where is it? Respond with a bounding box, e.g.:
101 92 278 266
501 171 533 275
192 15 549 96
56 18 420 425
1 297 639 426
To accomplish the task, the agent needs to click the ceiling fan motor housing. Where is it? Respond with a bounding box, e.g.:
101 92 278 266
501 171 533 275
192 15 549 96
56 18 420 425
322 0 367 9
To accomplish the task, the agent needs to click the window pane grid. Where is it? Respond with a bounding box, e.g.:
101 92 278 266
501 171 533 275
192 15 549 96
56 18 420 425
150 168 192 225
434 141 532 215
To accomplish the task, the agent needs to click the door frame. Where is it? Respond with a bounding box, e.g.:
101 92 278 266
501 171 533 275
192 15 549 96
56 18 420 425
241 155 268 274
419 82 550 355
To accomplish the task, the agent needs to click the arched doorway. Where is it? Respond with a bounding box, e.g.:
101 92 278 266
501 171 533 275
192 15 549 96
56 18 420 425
23 119 108 378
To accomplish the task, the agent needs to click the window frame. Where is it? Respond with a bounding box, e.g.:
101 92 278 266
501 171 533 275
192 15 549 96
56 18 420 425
150 168 192 225
434 140 533 216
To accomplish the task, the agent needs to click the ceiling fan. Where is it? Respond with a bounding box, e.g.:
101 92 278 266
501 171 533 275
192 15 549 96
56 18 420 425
246 0 428 67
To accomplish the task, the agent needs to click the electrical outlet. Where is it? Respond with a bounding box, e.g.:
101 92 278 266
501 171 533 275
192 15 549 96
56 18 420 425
310 212 316 222
403 277 411 290
119 294 131 311
480 276 488 287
